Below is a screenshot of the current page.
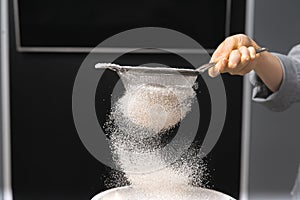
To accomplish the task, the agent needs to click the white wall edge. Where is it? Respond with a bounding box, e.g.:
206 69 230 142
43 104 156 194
15 47 216 54
225 0 232 37
240 0 255 200
1 0 12 199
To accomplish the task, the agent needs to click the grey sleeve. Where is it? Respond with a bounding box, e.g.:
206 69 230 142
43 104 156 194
250 44 300 111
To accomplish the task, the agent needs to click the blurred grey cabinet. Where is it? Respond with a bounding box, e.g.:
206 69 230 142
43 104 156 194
247 0 300 199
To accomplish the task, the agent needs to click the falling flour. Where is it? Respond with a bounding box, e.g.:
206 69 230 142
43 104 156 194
103 71 209 200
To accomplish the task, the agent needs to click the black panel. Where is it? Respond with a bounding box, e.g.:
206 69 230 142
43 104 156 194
10 0 245 199
206 0 246 197
16 0 227 49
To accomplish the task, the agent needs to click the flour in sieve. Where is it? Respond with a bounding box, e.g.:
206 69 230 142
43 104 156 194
119 84 195 132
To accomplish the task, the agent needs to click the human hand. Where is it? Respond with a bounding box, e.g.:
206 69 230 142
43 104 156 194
209 34 261 77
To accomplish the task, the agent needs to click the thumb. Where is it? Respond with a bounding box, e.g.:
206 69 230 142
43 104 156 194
208 66 220 78
208 58 228 78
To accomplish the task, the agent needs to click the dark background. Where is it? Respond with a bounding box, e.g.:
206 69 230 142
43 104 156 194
10 0 245 199
17 0 226 49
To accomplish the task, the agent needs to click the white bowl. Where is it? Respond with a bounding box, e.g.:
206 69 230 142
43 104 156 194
91 186 235 200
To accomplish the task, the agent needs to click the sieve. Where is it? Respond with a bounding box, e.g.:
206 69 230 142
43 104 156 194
95 47 268 76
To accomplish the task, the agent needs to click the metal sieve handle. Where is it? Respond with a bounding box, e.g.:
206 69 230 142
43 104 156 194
196 47 269 73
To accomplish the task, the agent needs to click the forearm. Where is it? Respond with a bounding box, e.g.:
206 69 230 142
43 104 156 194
252 52 283 92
